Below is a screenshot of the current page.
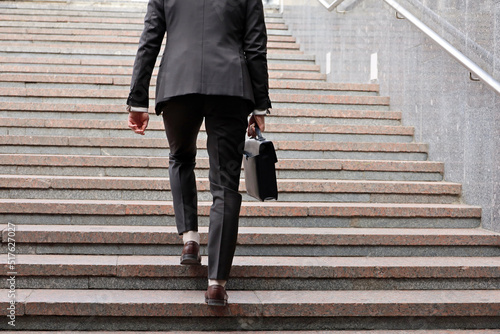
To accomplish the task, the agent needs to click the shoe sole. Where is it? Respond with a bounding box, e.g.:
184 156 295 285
205 298 227 307
180 254 201 265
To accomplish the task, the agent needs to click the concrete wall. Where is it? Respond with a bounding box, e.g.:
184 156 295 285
282 0 500 232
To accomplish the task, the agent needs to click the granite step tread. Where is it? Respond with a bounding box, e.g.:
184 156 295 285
3 225 497 245
2 90 388 106
0 40 298 51
0 103 398 119
1 77 380 96
2 254 499 278
0 55 330 70
0 7 149 18
0 33 295 44
0 175 460 195
0 118 413 136
1 289 499 317
0 135 428 152
0 2 152 13
0 48 313 62
0 46 303 57
0 15 289 29
0 25 292 36
2 331 498 334
0 73 378 92
0 42 303 55
1 77 378 95
0 69 322 81
1 7 285 22
0 199 482 217
0 154 441 170
0 63 320 76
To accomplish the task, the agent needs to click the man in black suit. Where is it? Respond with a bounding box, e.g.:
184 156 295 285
126 0 272 306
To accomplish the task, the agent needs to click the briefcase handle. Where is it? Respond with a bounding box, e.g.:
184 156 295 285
255 125 266 142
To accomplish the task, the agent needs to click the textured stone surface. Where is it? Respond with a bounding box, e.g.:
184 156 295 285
2 254 498 279
2 331 498 334
0 102 398 118
282 0 500 232
1 288 498 317
0 199 482 218
0 117 414 135
0 135 429 159
0 154 444 173
5 225 498 246
0 176 461 198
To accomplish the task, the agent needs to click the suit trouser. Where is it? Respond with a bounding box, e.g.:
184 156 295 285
161 94 251 281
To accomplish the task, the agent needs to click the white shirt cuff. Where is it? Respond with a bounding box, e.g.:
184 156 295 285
127 105 149 112
252 108 269 116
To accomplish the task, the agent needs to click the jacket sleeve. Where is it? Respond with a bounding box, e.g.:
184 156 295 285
243 0 272 110
126 0 166 108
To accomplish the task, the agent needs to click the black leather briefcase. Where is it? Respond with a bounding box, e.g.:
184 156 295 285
243 127 278 201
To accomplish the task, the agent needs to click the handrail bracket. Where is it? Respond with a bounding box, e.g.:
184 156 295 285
317 0 346 12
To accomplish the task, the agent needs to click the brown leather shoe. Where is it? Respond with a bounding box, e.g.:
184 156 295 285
205 285 228 306
180 241 201 265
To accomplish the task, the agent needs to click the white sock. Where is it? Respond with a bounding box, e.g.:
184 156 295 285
208 279 227 287
182 230 200 244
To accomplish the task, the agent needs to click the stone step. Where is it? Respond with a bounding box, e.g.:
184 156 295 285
0 73 366 88
0 2 150 13
0 175 461 203
0 89 389 108
0 64 325 78
0 7 147 18
2 83 378 98
0 199 482 229
0 154 444 181
0 7 285 24
0 135 428 160
3 224 498 257
1 32 298 47
5 254 498 279
0 41 303 55
3 39 299 52
0 100 390 112
0 109 398 125
0 71 325 82
0 102 401 126
0 328 498 333
0 46 306 60
0 50 315 64
0 24 293 38
0 14 290 30
1 125 412 143
0 29 291 42
7 13 288 26
0 74 380 96
1 254 498 291
0 55 317 69
0 289 498 330
0 118 413 143
0 1 278 12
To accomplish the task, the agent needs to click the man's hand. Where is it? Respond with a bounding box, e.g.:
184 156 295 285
128 111 149 135
247 114 265 138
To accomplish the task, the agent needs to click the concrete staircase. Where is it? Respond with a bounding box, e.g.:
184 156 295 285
0 1 499 331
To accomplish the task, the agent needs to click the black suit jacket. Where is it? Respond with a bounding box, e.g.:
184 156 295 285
127 0 272 115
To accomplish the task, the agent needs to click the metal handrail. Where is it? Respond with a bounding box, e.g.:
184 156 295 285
314 0 500 96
